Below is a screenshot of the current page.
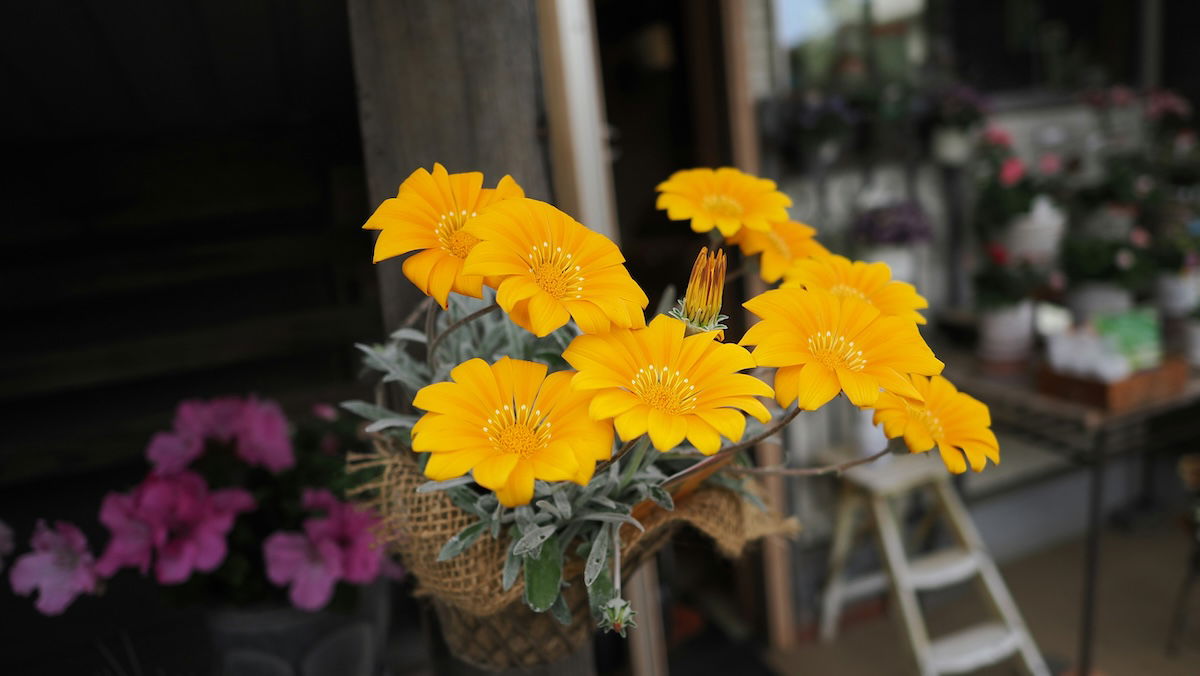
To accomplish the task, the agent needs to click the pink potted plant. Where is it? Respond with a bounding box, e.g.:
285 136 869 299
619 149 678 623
5 396 399 675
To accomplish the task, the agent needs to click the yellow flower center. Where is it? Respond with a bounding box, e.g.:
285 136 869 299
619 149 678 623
527 241 584 299
630 364 697 415
701 194 744 219
807 331 868 372
483 404 551 458
906 402 945 441
436 210 480 259
828 283 869 302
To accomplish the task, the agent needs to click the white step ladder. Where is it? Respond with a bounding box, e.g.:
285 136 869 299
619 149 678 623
819 453 1050 676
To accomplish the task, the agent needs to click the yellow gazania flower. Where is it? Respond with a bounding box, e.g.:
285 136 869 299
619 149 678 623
728 220 829 283
411 357 614 507
782 254 929 325
671 247 727 336
363 163 524 309
655 167 792 238
563 315 773 454
463 198 649 337
741 287 943 410
872 375 1000 474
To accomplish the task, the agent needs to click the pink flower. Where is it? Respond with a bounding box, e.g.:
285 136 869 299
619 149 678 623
235 397 295 473
1038 153 1062 176
0 519 13 571
1109 85 1136 107
1135 175 1154 197
999 157 1025 187
264 532 344 611
95 472 254 584
9 521 97 615
1130 227 1151 248
983 126 1012 147
1048 270 1067 292
145 431 203 475
1115 248 1136 270
95 492 154 576
311 403 338 422
303 490 381 583
175 397 245 443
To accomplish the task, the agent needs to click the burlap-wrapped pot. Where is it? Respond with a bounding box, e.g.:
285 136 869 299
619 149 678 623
351 435 794 671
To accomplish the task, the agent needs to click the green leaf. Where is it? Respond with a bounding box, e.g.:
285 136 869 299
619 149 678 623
549 593 572 626
648 485 675 511
523 534 563 612
587 567 617 619
502 549 522 591
437 521 488 561
390 327 427 343
340 399 400 422
584 526 609 587
512 524 557 557
364 415 418 433
553 490 572 519
583 512 644 532
416 477 476 493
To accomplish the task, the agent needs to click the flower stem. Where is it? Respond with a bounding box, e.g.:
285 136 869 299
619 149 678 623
724 447 891 477
711 406 802 459
427 303 500 370
595 437 640 476
611 523 622 596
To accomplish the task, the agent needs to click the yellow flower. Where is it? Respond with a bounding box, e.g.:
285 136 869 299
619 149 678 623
655 168 792 238
782 254 929 324
741 287 943 410
563 315 773 454
411 357 614 507
872 375 1000 473
728 220 829 283
363 163 525 309
672 247 727 335
463 198 649 337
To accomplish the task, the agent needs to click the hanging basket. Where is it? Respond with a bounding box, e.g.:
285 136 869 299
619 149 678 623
350 435 796 671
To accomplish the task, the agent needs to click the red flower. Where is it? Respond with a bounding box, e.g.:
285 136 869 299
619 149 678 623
986 242 1009 266
999 157 1025 187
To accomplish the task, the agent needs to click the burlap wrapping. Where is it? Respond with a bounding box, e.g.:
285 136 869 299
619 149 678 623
350 435 797 670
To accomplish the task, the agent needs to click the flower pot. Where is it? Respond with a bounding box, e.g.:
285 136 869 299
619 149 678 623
978 300 1035 363
1067 282 1134 324
206 579 388 676
207 607 376 676
931 126 974 166
861 245 917 284
1156 270 1200 318
1187 320 1200 368
1001 195 1065 265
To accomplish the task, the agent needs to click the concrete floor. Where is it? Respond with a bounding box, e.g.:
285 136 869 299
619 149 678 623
770 521 1200 675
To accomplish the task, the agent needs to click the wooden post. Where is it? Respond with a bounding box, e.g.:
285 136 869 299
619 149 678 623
347 2 595 674
347 0 553 332
721 0 798 653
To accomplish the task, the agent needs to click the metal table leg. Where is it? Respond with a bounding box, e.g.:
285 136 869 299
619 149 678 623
1078 430 1106 675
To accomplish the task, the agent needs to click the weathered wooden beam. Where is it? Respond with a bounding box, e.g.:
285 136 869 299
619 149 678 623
347 0 553 332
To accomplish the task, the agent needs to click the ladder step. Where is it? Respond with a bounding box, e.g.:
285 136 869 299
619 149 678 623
929 622 1020 674
909 548 979 591
840 571 889 602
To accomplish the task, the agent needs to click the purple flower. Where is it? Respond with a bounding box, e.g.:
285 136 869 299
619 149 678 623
851 201 934 245
9 520 98 615
235 397 295 473
263 532 344 611
145 431 203 475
